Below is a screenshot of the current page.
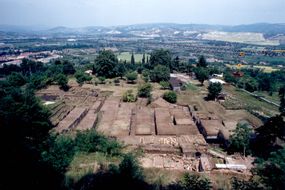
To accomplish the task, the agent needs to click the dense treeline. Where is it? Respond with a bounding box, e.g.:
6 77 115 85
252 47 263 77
224 68 285 94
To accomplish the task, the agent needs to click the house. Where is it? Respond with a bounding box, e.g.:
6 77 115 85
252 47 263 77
84 70 93 75
209 78 226 85
169 77 183 91
232 71 244 78
212 73 223 78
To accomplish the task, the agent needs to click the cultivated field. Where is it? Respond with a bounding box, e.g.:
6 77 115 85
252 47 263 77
202 31 280 46
225 64 279 73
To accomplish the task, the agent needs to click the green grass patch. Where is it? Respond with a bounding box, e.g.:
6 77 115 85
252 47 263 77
117 52 150 63
184 83 198 91
65 152 122 187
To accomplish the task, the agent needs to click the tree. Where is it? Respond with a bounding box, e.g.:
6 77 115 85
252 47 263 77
255 147 285 190
180 173 211 190
229 124 252 156
149 65 170 82
115 63 126 79
55 74 69 91
94 50 118 78
29 74 48 90
7 72 26 86
279 86 285 115
142 53 145 64
149 49 172 69
172 56 180 71
231 177 263 190
0 83 59 189
237 77 258 92
62 61 75 75
125 72 138 83
42 135 75 173
254 115 285 154
224 72 237 84
197 56 207 68
119 154 144 181
163 91 177 103
194 67 208 85
138 83 152 98
75 72 92 85
131 52 135 64
207 82 222 100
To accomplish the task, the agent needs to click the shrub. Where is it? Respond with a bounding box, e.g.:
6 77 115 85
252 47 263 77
98 76 106 84
55 74 69 91
125 72 138 83
42 135 75 173
138 83 152 98
122 90 137 102
159 81 170 90
181 85 187 91
179 173 212 190
75 72 92 85
74 129 122 156
163 91 177 103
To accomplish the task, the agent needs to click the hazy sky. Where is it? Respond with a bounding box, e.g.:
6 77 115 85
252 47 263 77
0 0 284 27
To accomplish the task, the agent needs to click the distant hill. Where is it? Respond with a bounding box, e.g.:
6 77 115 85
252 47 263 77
0 23 285 41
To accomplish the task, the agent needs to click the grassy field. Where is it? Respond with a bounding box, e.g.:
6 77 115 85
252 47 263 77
225 64 279 73
117 52 150 63
243 55 285 65
222 85 279 117
65 152 121 187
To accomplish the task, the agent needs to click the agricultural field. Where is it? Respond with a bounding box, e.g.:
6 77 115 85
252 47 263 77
117 52 150 63
202 31 280 46
225 64 279 73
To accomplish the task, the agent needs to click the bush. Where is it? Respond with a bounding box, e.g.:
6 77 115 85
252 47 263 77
42 135 75 173
55 74 69 91
119 154 144 181
159 81 170 90
29 74 48 89
138 83 152 98
74 129 122 156
98 76 106 84
142 70 150 82
179 173 212 190
7 72 27 86
125 72 138 83
122 90 137 102
163 91 177 103
75 72 92 85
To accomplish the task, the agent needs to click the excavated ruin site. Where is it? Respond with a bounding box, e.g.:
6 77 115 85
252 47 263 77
37 84 255 174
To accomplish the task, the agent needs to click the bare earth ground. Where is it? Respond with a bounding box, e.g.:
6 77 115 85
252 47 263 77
38 76 267 189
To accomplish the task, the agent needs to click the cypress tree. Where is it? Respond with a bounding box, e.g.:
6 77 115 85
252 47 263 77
131 52 135 64
142 53 145 64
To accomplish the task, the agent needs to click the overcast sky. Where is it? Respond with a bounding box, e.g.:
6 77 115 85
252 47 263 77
0 0 284 27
